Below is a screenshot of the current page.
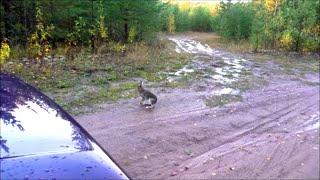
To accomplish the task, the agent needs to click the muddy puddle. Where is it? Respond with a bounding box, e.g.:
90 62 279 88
166 37 253 106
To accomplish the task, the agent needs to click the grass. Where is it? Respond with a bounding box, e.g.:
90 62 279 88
205 94 242 107
228 72 268 93
2 32 318 115
1 38 190 115
247 53 319 73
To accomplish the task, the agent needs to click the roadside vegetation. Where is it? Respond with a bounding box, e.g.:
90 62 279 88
1 0 319 114
164 0 319 52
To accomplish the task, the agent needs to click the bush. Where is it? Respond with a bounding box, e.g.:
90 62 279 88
175 7 191 32
279 0 319 52
250 0 319 52
190 7 213 32
167 14 176 33
0 39 10 65
161 4 213 33
215 3 254 40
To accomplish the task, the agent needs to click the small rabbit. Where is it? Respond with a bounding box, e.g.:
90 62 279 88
138 81 157 109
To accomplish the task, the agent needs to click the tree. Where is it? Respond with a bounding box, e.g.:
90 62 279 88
105 0 162 42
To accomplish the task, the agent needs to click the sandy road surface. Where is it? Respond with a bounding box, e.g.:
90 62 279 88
77 36 319 179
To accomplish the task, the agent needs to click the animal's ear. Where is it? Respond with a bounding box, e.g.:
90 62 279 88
140 81 143 87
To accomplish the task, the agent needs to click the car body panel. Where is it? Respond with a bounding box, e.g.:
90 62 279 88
0 74 129 179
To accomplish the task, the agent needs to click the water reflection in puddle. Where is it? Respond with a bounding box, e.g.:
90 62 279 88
212 88 240 96
295 112 320 133
167 38 249 96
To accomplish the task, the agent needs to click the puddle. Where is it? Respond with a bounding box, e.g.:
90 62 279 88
166 37 249 96
305 121 319 131
174 66 195 76
304 112 320 131
169 38 213 55
296 112 320 133
212 88 240 96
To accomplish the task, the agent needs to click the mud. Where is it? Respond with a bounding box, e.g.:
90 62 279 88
76 36 319 179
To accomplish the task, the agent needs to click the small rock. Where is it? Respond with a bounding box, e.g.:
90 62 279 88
173 162 179 166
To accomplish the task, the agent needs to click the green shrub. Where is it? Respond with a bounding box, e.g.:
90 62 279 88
250 0 319 52
215 3 254 40
175 7 191 32
190 7 213 32
167 14 176 33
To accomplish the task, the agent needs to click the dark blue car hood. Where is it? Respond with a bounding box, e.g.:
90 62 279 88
0 74 128 179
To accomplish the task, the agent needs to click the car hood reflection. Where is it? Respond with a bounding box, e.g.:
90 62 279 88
1 99 91 158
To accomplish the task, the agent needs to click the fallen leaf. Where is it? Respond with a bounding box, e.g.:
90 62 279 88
203 160 208 164
170 171 177 176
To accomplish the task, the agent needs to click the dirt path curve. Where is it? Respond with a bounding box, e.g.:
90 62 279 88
76 36 319 179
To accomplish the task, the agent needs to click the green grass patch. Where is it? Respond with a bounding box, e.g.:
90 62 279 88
244 53 319 76
205 94 242 107
228 74 268 92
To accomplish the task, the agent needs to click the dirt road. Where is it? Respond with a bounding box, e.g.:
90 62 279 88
76 35 319 179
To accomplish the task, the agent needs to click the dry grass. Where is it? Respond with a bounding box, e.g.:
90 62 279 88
0 36 190 115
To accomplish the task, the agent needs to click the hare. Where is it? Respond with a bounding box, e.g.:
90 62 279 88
138 81 157 109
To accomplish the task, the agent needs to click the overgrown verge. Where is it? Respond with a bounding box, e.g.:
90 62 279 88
161 0 319 53
1 38 189 115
